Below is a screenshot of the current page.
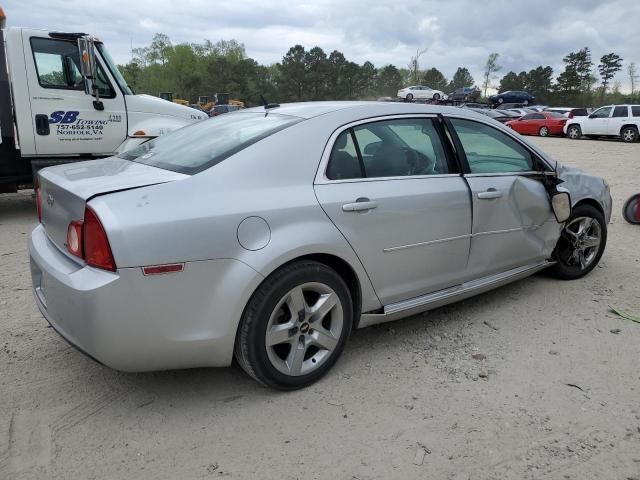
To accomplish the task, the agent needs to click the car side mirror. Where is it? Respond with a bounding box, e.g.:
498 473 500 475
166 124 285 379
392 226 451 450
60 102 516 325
551 189 572 223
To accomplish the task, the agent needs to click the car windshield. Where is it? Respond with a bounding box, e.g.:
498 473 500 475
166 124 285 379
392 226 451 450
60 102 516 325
119 112 302 174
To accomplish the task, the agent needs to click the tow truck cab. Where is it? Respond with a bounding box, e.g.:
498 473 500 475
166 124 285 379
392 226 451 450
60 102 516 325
0 9 207 192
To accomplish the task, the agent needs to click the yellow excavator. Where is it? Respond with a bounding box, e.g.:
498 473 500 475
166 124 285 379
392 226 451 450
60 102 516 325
159 92 189 106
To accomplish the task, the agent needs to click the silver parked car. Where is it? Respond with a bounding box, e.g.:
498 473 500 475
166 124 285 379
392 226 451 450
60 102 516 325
30 102 612 389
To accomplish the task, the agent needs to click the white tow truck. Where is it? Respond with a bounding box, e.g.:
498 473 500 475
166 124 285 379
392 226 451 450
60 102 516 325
0 8 207 192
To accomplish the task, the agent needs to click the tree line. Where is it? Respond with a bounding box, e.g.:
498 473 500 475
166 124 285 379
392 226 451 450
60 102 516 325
119 34 638 107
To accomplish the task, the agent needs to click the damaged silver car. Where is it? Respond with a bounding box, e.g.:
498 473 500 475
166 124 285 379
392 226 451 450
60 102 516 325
30 102 611 389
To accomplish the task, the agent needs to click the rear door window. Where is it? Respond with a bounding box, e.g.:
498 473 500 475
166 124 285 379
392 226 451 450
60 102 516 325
632 106 640 117
612 106 629 117
326 118 452 180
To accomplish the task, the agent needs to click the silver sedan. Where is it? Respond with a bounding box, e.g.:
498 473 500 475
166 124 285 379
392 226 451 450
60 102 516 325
30 102 612 389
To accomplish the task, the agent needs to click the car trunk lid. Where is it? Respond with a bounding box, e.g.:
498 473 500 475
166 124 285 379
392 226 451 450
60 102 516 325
38 157 187 254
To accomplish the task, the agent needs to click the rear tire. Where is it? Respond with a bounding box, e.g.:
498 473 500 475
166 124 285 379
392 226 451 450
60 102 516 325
621 126 638 143
405 93 414 102
548 204 607 280
433 93 441 101
567 124 582 139
235 261 353 390
539 126 549 137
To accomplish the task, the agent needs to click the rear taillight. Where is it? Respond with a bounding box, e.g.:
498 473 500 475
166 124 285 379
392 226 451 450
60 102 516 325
36 187 43 223
66 207 116 271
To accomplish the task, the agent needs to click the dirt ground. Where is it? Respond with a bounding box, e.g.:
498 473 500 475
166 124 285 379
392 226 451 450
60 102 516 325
1 137 639 480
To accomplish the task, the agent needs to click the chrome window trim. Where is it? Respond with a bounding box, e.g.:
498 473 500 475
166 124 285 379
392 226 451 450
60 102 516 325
315 113 451 185
464 171 555 178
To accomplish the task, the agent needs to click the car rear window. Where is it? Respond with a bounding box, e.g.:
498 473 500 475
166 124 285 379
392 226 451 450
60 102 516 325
546 112 566 118
571 108 588 116
119 112 301 174
631 106 640 117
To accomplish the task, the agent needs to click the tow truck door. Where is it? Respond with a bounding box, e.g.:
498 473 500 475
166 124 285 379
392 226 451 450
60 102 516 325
22 31 126 156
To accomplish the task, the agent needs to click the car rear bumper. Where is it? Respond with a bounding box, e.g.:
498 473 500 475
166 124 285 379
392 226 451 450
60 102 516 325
29 224 263 372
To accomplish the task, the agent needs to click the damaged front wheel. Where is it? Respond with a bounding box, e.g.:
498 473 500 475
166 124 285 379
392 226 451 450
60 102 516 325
548 204 607 280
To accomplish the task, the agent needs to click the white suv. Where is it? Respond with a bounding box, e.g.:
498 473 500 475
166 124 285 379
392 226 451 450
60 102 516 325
564 105 640 142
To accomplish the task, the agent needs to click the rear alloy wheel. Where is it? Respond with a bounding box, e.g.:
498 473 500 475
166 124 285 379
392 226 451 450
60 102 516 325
622 193 640 224
621 126 638 143
235 261 353 390
539 126 549 137
548 204 607 280
405 93 414 102
567 125 582 139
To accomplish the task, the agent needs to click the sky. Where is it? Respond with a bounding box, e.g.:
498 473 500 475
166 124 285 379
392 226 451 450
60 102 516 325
5 0 639 91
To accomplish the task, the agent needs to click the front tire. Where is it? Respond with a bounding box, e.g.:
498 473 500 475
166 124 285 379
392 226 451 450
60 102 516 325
235 261 353 390
539 126 549 137
405 93 414 102
548 204 607 280
433 93 441 101
497 97 504 104
621 126 638 143
567 124 582 139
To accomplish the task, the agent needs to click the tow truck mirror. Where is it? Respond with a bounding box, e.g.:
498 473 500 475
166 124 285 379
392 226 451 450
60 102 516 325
77 37 104 111
62 56 76 87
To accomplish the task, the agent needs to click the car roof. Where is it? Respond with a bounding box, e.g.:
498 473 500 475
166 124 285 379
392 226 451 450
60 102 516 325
243 101 486 120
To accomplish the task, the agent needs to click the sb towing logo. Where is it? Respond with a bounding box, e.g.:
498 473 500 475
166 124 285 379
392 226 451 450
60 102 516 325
48 110 109 139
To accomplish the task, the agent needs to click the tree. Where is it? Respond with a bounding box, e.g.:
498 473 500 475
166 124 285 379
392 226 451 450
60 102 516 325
148 33 172 65
562 47 594 94
376 64 403 96
304 46 328 100
628 62 638 96
526 66 553 103
421 67 448 91
448 67 474 91
278 45 307 100
482 53 501 97
408 47 428 84
358 61 377 98
499 71 527 92
598 52 624 99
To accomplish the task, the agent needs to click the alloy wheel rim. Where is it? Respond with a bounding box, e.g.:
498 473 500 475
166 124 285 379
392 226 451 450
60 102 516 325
623 129 635 141
265 282 344 376
569 127 579 138
540 127 548 136
558 216 602 270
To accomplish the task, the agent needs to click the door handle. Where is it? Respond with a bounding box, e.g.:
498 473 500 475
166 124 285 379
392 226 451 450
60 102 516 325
35 114 50 135
477 189 503 200
342 198 378 212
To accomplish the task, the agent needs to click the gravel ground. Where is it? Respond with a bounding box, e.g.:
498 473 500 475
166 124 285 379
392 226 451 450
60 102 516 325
1 137 639 480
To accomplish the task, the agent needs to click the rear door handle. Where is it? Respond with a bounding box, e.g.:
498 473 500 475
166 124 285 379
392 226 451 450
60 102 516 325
342 198 378 212
477 189 503 200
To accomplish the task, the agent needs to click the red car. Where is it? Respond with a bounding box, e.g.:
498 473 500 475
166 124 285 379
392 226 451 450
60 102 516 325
505 111 567 137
